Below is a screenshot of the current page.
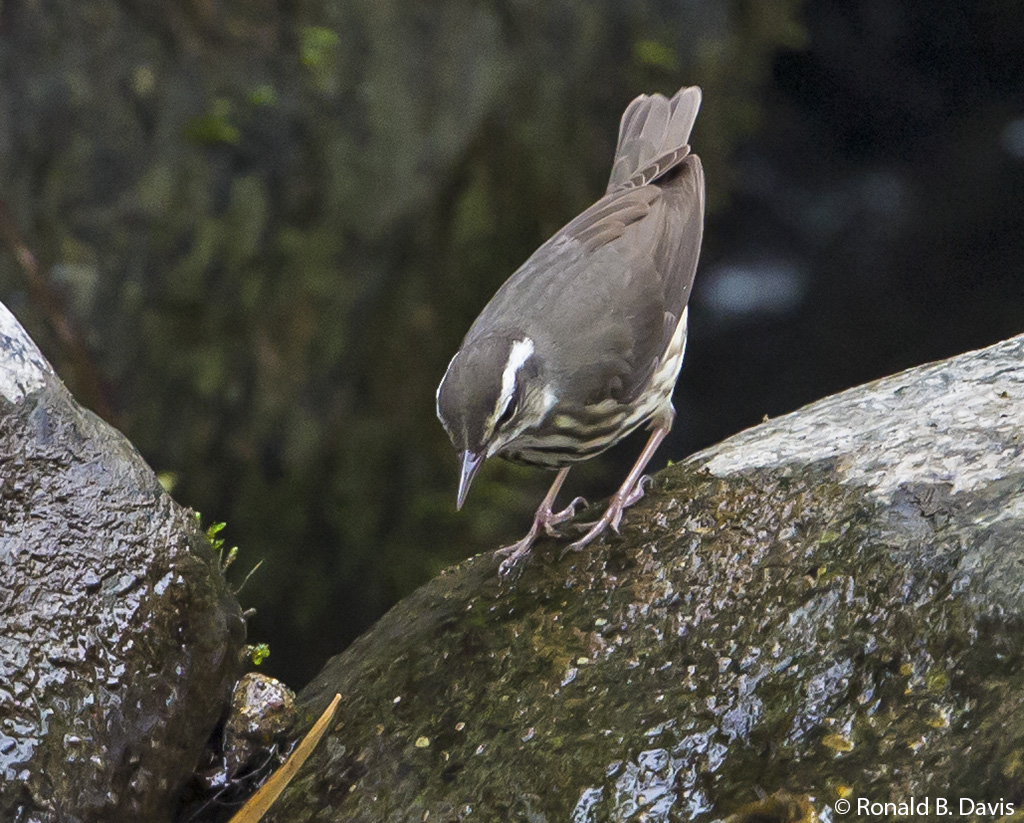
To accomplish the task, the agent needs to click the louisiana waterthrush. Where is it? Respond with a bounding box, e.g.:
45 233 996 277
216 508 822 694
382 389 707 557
437 86 705 572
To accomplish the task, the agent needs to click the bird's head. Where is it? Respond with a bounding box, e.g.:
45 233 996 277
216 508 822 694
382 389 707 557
436 334 553 509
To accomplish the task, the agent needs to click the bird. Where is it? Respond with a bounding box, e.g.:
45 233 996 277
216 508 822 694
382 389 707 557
436 85 705 574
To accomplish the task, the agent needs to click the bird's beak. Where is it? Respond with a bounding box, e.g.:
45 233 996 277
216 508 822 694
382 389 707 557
456 450 484 511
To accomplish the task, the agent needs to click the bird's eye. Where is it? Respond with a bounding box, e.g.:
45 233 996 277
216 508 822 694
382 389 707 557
495 394 518 431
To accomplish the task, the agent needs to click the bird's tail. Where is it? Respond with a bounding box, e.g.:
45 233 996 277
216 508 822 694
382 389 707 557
606 86 702 194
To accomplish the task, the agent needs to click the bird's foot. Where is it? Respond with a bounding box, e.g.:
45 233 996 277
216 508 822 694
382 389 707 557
495 495 590 574
620 474 651 510
496 533 537 576
495 515 546 575
568 476 652 550
542 496 589 537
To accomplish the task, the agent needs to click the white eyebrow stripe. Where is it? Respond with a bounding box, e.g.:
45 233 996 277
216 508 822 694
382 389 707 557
436 351 459 430
501 337 534 404
437 351 458 405
487 337 534 433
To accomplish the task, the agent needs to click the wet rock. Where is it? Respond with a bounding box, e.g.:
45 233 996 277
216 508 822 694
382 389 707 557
717 790 816 823
181 673 298 820
223 673 297 777
267 334 1024 821
0 303 245 822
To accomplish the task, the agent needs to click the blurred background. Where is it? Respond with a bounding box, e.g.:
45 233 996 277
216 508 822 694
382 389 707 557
1 0 1022 687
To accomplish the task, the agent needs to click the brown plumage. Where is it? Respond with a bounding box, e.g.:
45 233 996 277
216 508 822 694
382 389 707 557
437 86 706 572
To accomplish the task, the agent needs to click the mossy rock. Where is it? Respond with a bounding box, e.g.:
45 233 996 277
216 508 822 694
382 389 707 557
269 334 1024 821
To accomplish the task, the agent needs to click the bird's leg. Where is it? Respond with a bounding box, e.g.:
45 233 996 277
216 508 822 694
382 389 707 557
569 421 671 551
543 492 589 537
496 467 577 573
619 474 652 509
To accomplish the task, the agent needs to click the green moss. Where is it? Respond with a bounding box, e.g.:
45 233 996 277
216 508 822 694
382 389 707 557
265 456 1024 819
632 39 678 73
184 99 241 146
248 643 271 666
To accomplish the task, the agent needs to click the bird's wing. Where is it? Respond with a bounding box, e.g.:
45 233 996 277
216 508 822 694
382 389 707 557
466 185 663 339
560 185 665 254
558 157 704 406
470 155 704 409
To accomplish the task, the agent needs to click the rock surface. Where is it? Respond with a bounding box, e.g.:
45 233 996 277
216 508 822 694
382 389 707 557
0 303 245 823
269 334 1024 821
180 672 298 820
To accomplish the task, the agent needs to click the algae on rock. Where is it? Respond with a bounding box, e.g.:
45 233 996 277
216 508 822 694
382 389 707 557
266 334 1024 821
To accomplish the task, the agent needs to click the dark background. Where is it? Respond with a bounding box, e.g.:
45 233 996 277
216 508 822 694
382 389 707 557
1 0 1022 687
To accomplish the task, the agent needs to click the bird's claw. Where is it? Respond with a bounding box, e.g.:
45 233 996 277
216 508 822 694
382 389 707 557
622 475 652 509
542 496 589 537
498 473 653 570
498 551 527 576
496 535 536 576
567 476 652 550
496 493 592 573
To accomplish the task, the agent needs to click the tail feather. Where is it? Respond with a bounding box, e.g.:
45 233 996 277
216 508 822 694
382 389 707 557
606 86 702 193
